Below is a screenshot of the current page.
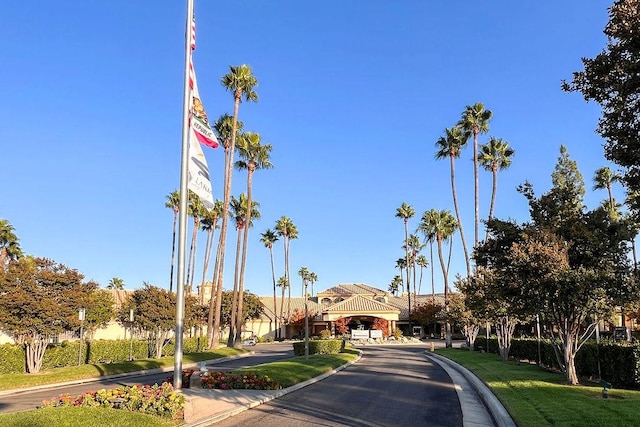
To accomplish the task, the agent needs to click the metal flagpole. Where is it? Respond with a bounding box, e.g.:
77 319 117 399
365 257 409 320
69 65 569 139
174 0 195 390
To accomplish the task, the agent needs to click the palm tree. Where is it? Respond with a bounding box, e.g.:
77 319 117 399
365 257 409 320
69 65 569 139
458 103 492 246
308 271 318 296
275 216 298 321
298 267 310 297
276 275 289 336
416 211 438 303
233 132 272 347
415 255 428 295
227 193 260 348
396 200 415 336
418 209 458 347
186 191 204 293
210 66 258 348
199 200 223 303
435 127 472 277
0 219 22 269
406 233 423 302
260 228 279 338
208 114 244 349
165 191 180 292
478 137 515 224
388 275 401 296
395 258 407 294
107 277 125 290
593 166 622 218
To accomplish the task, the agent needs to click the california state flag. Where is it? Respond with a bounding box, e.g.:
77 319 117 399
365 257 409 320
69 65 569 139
190 69 218 149
188 126 215 210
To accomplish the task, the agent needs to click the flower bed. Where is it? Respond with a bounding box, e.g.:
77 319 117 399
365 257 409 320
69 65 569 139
200 371 280 390
41 383 184 419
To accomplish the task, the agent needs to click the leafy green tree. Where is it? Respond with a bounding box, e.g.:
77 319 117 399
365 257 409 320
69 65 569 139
260 228 279 338
410 301 443 337
118 284 176 358
0 257 97 373
84 289 115 340
435 127 471 276
164 190 180 292
478 137 515 223
0 219 23 269
562 0 640 211
458 103 492 246
447 292 481 351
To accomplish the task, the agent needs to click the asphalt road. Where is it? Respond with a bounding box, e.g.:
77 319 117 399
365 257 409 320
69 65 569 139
213 344 463 427
0 342 295 414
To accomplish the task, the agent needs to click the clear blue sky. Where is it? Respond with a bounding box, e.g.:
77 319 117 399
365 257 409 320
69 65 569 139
1 1 621 297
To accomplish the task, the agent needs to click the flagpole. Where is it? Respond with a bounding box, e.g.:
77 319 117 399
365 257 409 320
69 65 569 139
174 0 195 390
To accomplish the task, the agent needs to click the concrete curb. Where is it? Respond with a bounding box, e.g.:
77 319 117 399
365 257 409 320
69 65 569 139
425 351 516 427
0 352 254 397
183 350 363 426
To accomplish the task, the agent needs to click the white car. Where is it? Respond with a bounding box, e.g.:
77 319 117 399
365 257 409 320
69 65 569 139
243 337 257 346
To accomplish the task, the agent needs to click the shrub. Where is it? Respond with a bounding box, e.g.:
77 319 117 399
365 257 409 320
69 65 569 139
200 371 280 390
319 329 332 340
292 339 344 356
393 329 404 339
41 382 184 419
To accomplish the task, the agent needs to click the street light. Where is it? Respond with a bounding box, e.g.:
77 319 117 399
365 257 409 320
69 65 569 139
78 308 85 366
129 308 134 361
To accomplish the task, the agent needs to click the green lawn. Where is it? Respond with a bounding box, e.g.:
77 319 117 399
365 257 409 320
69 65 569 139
0 348 245 391
437 348 640 427
0 406 179 427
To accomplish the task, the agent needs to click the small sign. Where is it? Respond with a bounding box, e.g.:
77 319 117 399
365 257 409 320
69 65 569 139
370 330 383 338
351 330 369 339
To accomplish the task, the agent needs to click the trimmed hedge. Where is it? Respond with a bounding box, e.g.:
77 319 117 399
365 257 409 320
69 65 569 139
473 336 640 389
292 339 345 356
0 336 210 374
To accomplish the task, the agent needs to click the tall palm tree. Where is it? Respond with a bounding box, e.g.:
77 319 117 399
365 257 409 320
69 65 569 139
210 66 258 348
395 258 407 294
435 127 471 277
478 137 515 224
308 271 318 297
208 114 244 349
260 229 279 338
227 193 260 347
406 233 423 301
107 277 125 290
388 275 402 296
593 166 622 218
275 216 298 321
276 275 289 336
415 255 428 295
419 209 458 347
0 219 22 269
186 191 204 293
458 102 492 246
199 200 223 303
233 132 272 347
164 190 180 292
396 201 415 336
298 266 310 297
416 210 438 303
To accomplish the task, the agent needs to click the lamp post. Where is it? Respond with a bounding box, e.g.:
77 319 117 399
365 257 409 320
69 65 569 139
78 308 85 366
129 308 134 361
304 279 309 359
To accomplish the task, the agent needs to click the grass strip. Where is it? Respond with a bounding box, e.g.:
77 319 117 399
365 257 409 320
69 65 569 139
0 347 245 391
437 348 640 427
232 348 360 388
0 406 178 427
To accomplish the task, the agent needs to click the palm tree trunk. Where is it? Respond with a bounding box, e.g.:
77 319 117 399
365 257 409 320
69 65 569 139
200 228 213 304
280 284 286 339
488 166 498 221
207 242 223 348
473 130 480 246
269 247 278 339
169 211 178 292
285 237 291 321
437 236 452 348
188 218 199 291
449 154 471 277
228 226 243 347
430 241 435 304
235 169 255 348
404 221 412 334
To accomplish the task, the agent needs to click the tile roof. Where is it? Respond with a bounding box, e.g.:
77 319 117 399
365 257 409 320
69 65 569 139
258 297 323 321
325 294 399 313
387 294 447 318
317 283 388 297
